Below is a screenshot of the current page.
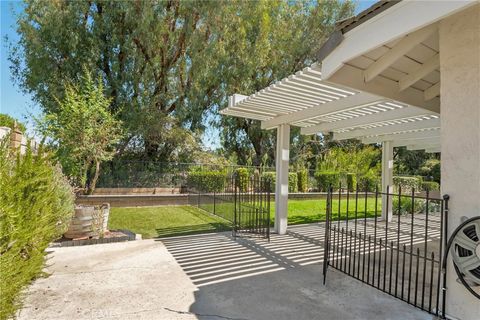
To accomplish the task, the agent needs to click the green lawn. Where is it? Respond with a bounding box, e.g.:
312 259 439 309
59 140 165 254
277 197 381 225
108 205 231 238
110 197 382 238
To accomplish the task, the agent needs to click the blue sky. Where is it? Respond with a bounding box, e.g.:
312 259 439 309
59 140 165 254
1 0 376 143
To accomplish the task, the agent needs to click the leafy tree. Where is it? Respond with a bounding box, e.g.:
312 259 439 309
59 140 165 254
316 145 381 182
38 70 122 194
394 147 440 179
10 0 354 165
219 0 355 165
0 114 26 132
10 0 235 161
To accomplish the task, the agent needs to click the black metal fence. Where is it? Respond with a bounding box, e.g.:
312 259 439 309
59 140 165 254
323 186 448 317
187 175 271 240
98 160 275 188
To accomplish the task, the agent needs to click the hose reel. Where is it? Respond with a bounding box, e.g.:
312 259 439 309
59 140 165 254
445 216 480 300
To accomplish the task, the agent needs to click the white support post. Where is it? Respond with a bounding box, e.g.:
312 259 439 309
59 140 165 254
381 141 394 222
274 124 290 235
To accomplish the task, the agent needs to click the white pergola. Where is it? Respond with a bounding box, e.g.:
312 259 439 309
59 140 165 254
221 2 480 319
221 63 441 235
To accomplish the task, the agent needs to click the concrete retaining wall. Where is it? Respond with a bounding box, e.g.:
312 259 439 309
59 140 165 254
76 194 189 207
75 192 334 207
93 188 182 195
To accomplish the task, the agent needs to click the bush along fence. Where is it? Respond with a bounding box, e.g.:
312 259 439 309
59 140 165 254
97 160 276 189
187 173 271 240
97 159 440 194
0 138 75 320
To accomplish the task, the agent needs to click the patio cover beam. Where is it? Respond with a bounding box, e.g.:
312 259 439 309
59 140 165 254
363 24 437 83
261 91 379 130
328 64 440 113
301 105 437 135
332 118 440 141
392 137 440 148
398 53 440 91
407 143 441 151
361 129 440 144
424 82 440 101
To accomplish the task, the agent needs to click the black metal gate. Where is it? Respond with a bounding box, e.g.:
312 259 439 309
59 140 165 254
323 186 449 317
188 175 271 241
233 177 271 241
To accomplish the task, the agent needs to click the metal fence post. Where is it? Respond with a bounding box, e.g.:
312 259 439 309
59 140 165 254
213 190 216 215
267 185 271 242
441 194 450 319
233 178 237 239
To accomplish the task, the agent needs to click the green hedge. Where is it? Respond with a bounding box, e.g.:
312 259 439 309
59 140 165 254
392 197 424 215
261 172 276 192
297 169 308 192
187 170 227 192
345 173 356 191
421 181 440 192
358 173 379 192
314 171 340 191
260 171 299 193
0 140 75 320
289 172 298 193
392 196 441 215
235 168 249 192
393 176 422 192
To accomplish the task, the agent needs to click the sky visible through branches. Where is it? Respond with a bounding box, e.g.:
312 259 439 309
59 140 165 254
0 0 376 148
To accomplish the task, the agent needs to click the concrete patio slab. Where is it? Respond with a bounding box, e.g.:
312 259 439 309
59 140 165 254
18 231 435 320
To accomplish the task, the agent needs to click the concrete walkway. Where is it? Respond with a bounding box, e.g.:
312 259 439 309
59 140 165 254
18 230 435 320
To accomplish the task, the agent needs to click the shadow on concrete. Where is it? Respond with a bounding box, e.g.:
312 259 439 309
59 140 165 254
154 222 231 238
159 223 432 320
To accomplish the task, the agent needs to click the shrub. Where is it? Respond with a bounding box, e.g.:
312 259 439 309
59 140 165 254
358 173 380 192
343 173 356 191
419 159 441 183
289 172 298 193
235 167 249 192
297 169 308 192
187 170 226 192
392 196 442 215
0 139 75 320
261 172 276 192
392 196 424 215
421 181 440 192
259 172 298 193
393 176 422 192
315 171 340 191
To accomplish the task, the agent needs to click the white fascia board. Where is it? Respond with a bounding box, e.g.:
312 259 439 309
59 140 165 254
260 91 380 130
333 118 440 141
321 1 476 79
301 106 437 135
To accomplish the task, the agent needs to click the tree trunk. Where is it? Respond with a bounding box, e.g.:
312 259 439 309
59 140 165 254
87 160 101 195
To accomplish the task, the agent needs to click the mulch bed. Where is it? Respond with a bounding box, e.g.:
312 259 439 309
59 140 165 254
50 229 136 247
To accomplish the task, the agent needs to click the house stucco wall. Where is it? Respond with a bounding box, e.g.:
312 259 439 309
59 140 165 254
440 4 480 320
